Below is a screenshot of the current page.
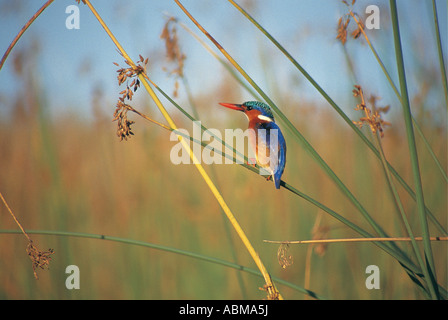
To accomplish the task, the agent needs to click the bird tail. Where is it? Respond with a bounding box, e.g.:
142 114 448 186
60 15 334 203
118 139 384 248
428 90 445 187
274 173 281 189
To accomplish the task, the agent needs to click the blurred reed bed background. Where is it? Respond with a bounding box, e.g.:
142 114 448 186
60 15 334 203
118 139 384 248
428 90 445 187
0 71 445 299
0 0 446 299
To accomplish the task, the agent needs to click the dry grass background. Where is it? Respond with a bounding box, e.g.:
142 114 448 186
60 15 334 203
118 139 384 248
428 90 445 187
0 69 445 299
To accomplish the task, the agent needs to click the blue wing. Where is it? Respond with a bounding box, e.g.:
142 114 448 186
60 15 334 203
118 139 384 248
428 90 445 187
262 121 286 189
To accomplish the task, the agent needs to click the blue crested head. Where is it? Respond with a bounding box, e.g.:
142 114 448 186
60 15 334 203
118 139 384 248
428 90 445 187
242 101 275 121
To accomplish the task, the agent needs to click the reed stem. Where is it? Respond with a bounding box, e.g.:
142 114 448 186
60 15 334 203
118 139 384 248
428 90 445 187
84 0 282 299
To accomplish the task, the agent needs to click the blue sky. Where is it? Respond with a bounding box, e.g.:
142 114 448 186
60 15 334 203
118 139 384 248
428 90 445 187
0 0 446 120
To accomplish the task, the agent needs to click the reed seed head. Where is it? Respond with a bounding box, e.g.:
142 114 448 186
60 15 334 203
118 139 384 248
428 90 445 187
160 17 186 97
113 101 135 141
277 243 293 269
337 1 366 45
352 85 390 138
112 55 148 141
26 241 55 280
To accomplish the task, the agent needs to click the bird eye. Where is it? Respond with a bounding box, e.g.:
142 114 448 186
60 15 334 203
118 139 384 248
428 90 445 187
246 105 252 110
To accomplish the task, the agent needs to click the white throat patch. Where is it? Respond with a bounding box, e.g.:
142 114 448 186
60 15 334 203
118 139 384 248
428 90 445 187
257 115 273 122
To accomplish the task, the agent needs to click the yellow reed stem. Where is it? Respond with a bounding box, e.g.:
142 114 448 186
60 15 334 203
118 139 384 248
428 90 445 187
264 236 448 245
84 0 281 299
0 191 31 242
173 0 248 82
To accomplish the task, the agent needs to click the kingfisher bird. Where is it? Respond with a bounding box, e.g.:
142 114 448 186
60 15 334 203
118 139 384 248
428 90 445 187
219 101 286 189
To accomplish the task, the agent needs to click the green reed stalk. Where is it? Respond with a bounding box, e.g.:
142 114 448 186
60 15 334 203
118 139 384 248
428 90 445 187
431 0 448 107
413 120 448 184
227 0 447 236
389 0 439 300
348 9 448 188
0 229 323 299
282 181 423 276
373 132 427 281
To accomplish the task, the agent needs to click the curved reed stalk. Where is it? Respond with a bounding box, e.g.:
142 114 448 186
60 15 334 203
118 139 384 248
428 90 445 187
389 0 439 300
0 229 323 299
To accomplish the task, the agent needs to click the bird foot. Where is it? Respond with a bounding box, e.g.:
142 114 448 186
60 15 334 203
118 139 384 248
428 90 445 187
247 158 257 167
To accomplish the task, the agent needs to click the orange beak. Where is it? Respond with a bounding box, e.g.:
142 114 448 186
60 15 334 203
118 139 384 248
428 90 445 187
219 102 245 112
